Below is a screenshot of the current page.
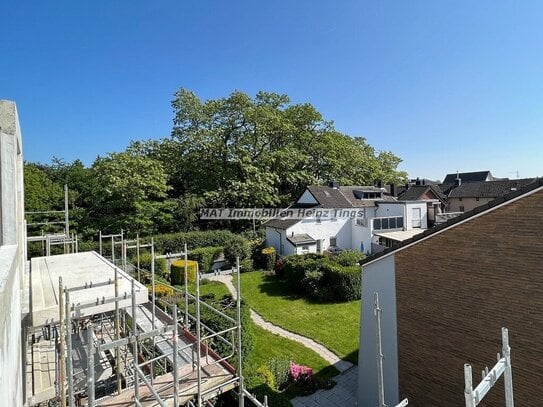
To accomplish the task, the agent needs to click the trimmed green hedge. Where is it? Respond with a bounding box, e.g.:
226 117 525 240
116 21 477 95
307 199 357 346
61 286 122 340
261 247 276 271
134 251 168 279
170 259 198 285
280 254 361 302
153 230 248 253
188 246 223 273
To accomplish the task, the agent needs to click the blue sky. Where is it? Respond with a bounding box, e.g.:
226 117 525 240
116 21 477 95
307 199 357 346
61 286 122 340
2 1 542 181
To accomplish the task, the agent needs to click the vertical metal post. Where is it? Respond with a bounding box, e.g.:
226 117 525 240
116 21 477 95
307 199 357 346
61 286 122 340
173 303 179 406
65 290 75 406
195 263 202 407
374 292 385 407
122 237 127 273
131 278 139 402
464 363 475 407
115 266 122 394
59 278 66 407
502 327 514 407
87 324 95 406
184 243 189 328
99 231 102 256
236 257 244 407
136 233 140 282
111 235 115 264
75 234 78 253
64 184 69 238
151 237 156 382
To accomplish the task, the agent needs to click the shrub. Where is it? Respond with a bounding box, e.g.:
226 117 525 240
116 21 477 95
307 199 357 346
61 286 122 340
135 251 168 278
289 362 314 384
240 258 254 273
322 264 362 301
170 259 198 285
153 230 248 253
333 249 366 267
267 357 291 391
188 246 223 273
255 365 276 391
261 247 276 271
149 283 174 297
223 237 251 265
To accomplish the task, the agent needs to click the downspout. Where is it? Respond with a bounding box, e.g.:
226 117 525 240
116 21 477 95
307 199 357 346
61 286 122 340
274 228 283 255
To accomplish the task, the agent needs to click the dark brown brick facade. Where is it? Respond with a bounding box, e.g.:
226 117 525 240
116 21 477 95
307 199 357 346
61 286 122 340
394 189 543 406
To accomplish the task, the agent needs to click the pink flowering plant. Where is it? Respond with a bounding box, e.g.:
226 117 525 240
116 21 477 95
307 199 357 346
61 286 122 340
289 362 314 384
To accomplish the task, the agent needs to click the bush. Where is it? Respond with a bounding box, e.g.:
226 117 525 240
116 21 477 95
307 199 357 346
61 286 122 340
321 264 362 302
223 237 251 265
170 259 198 285
188 246 223 273
240 258 254 273
135 251 168 278
267 357 290 391
289 362 314 384
255 365 276 391
153 230 248 253
261 247 276 271
333 249 366 267
149 283 174 297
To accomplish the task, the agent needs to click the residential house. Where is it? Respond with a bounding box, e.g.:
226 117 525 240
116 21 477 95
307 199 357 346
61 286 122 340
447 178 536 212
265 183 429 256
439 170 501 194
397 183 447 226
358 178 543 406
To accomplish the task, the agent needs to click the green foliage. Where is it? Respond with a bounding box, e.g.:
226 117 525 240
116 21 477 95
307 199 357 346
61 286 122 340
240 258 254 273
254 365 276 391
135 251 168 279
153 230 246 253
24 163 64 211
188 246 223 273
280 254 362 302
333 249 366 267
267 357 291 391
260 247 277 271
170 259 198 285
223 238 251 265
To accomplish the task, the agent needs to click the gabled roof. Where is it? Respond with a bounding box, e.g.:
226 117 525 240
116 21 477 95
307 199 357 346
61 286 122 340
442 171 495 184
448 178 536 198
306 186 353 208
397 184 447 203
362 178 543 266
263 217 300 229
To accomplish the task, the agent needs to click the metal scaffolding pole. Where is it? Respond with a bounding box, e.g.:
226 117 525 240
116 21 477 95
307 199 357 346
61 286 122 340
184 243 189 328
87 324 95 406
236 257 244 407
65 290 75 406
131 278 140 402
99 230 102 255
196 263 202 407
59 278 67 407
136 233 140 282
173 303 179 407
115 266 122 395
64 184 69 253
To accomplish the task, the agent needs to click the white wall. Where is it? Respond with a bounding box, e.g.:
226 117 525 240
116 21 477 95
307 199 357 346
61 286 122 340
0 100 24 406
297 189 318 205
359 254 399 407
287 216 351 251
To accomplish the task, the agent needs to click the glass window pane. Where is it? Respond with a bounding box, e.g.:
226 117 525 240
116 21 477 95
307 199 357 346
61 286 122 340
397 217 404 228
374 218 381 230
382 218 389 229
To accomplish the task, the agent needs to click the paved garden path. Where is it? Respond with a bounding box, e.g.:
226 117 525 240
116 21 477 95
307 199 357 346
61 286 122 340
205 273 354 373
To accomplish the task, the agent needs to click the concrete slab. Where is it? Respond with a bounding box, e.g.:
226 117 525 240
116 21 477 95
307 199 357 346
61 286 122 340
30 251 148 327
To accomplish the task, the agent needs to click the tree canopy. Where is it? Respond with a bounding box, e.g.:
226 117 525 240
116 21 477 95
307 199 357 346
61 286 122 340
24 88 407 237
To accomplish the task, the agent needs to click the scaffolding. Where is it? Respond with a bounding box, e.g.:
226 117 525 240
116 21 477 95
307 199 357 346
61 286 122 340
26 184 78 256
26 229 268 407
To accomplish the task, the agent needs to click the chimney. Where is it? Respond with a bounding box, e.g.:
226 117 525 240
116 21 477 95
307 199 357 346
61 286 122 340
329 180 339 189
375 179 383 188
415 177 421 186
454 177 461 187
389 183 396 197
422 179 426 186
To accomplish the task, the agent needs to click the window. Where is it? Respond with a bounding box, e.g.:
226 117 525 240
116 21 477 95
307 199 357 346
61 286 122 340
301 245 309 250
459 197 463 201
397 217 404 228
373 216 403 230
356 218 366 227
459 205 465 212
330 236 337 246
411 208 422 228
476 197 480 201
373 218 382 230
381 218 389 229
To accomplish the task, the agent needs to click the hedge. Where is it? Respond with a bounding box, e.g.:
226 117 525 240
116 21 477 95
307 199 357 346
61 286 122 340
170 259 198 285
188 246 223 273
153 230 249 253
134 251 168 278
261 247 276 271
280 254 361 302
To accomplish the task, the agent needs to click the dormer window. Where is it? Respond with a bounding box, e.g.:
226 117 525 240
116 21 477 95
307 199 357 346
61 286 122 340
353 190 383 200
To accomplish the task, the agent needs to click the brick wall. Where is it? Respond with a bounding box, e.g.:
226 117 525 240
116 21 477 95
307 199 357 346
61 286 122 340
394 189 543 406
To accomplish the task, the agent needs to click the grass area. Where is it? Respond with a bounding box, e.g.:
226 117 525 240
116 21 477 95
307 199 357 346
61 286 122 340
240 271 361 364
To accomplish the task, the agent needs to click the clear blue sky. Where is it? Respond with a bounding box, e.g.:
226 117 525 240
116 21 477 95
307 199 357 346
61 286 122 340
2 1 543 181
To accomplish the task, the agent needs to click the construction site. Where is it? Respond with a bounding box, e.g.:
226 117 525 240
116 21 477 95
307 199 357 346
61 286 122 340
25 199 263 407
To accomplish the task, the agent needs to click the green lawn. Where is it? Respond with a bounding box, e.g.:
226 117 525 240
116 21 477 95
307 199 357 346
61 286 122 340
240 271 361 364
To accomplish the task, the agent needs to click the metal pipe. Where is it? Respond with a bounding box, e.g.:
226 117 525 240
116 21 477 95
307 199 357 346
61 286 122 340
65 290 75 406
173 303 179 407
464 363 475 407
132 278 140 402
87 324 95 406
134 365 168 407
151 237 156 383
374 292 386 407
136 233 140 282
196 263 202 407
64 184 69 253
236 257 244 407
502 327 514 407
99 231 102 255
184 243 189 328
115 266 122 395
59 278 66 407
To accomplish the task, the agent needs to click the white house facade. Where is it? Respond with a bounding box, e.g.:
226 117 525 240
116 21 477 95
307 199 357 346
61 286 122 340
265 185 429 256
